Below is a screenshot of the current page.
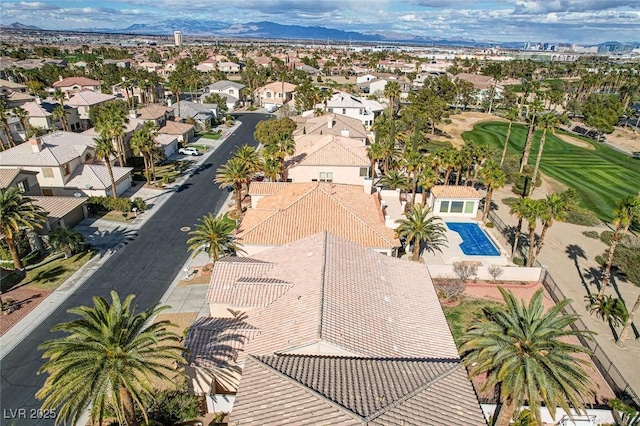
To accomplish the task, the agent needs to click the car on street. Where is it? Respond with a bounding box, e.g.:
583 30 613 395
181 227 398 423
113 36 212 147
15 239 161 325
179 147 202 156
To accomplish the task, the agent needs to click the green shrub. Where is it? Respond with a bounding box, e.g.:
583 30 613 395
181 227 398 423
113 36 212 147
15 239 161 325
565 207 600 227
513 257 525 266
502 197 519 208
582 230 600 239
485 222 494 228
86 196 135 213
143 387 203 425
599 231 614 245
132 197 147 212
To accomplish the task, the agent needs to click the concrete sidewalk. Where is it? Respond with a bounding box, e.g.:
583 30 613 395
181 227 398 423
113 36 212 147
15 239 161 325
0 123 240 360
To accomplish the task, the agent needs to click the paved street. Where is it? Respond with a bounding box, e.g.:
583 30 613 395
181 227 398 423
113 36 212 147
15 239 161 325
0 113 269 425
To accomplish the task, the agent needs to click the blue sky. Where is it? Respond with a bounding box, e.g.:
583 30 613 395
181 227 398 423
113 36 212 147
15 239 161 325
1 0 639 44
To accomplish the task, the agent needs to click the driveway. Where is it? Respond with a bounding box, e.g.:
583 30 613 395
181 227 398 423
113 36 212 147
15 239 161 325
0 113 271 425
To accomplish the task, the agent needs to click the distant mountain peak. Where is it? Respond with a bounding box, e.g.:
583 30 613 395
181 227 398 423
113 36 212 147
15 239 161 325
5 22 42 30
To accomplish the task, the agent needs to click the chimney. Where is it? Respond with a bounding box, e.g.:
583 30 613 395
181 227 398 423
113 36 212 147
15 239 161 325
340 128 350 138
167 98 173 106
327 115 334 129
30 137 43 153
58 75 63 82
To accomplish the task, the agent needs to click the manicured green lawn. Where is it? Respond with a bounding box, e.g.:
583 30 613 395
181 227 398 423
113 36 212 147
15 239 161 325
442 297 502 346
462 122 640 222
1 251 94 292
221 212 237 229
199 133 222 140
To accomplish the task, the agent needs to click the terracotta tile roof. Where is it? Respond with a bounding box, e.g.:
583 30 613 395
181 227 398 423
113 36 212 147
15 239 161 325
258 81 297 93
159 120 194 134
430 185 481 199
231 354 487 425
208 232 459 360
293 114 367 139
0 132 95 167
248 181 290 196
237 183 397 249
64 163 132 190
66 91 115 107
137 104 174 120
184 317 260 369
52 77 100 88
286 134 369 167
29 196 86 223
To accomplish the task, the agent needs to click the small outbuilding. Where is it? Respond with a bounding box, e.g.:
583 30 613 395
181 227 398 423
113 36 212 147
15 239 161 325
428 185 481 218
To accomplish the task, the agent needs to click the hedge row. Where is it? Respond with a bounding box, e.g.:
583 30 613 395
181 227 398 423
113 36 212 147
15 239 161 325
87 196 147 213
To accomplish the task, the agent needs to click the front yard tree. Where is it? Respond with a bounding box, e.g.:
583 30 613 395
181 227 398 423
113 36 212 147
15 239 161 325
598 195 640 300
215 157 253 214
48 227 85 258
37 291 185 426
0 188 46 269
395 205 447 261
187 213 244 265
460 288 593 426
253 117 296 147
94 134 118 198
533 193 569 263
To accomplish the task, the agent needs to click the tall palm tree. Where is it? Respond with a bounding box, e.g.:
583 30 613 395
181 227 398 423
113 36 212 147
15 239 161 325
501 108 519 167
52 105 69 131
480 161 506 221
95 103 128 167
509 197 533 259
214 157 253 214
395 205 447 261
130 122 158 184
36 291 185 426
12 106 30 140
367 141 385 179
94 134 118 198
460 287 593 426
0 101 16 149
519 98 543 173
187 213 244 265
533 193 568 263
440 147 457 185
234 144 262 173
617 290 640 348
529 112 563 197
523 198 546 266
261 156 280 182
598 195 640 300
416 167 438 207
383 80 401 116
0 188 46 269
586 294 628 328
264 131 295 181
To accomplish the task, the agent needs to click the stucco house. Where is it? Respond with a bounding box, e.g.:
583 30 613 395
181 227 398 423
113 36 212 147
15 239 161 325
204 81 245 110
52 76 101 96
0 168 41 195
0 78 34 107
158 120 195 144
130 104 175 128
319 91 384 129
174 100 220 130
22 99 81 133
285 134 370 186
0 132 132 197
292 113 368 144
240 182 399 256
184 231 486 425
256 81 296 110
155 134 179 158
428 185 481 218
66 91 116 131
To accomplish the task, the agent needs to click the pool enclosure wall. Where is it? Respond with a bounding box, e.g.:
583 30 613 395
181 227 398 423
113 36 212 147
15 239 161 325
427 185 481 218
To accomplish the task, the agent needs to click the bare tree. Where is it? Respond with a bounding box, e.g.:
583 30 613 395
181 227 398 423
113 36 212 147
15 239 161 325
453 262 479 283
488 265 504 282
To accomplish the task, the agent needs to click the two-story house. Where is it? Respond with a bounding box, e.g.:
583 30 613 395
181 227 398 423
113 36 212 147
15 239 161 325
130 104 175 128
174 101 220 130
204 81 245 111
0 132 132 197
318 91 384 129
66 91 116 130
52 76 101 97
0 78 34 108
0 168 41 195
22 99 82 133
256 81 296 111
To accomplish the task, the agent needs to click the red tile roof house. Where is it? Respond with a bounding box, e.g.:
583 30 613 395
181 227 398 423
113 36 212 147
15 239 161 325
184 232 487 425
240 182 399 256
52 76 101 97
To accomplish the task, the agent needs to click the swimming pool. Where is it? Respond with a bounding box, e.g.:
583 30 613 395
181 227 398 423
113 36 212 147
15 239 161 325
446 222 500 256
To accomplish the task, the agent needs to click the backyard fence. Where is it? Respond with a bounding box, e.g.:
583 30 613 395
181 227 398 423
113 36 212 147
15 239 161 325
541 269 640 407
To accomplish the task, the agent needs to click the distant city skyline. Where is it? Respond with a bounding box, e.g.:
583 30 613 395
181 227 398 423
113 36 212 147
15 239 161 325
1 0 639 45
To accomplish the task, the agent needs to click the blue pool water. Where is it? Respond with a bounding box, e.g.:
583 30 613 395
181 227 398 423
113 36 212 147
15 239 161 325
446 222 500 256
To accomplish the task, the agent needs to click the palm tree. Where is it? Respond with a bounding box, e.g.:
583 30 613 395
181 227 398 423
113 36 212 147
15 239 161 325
379 169 409 202
94 103 128 167
367 141 385 179
501 108 519 167
395 205 447 261
187 213 244 265
0 188 46 269
529 112 563 197
509 197 532 259
383 80 401 116
617 291 640 347
12 106 30 140
264 131 295 181
234 144 262 173
36 291 185 426
523 199 546 266
416 167 438 207
130 122 159 184
519 98 543 173
0 101 16 149
52 105 69 132
586 294 628 328
533 193 568 263
94 134 118 198
261 156 280 182
480 161 506 221
460 287 593 426
215 157 253 214
48 227 85 258
598 195 640 300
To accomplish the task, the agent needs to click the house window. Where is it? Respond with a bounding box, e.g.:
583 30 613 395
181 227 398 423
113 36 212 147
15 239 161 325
439 200 449 213
359 108 364 115
16 179 29 193
229 89 234 94
63 164 71 176
43 167 54 178
464 201 475 214
359 167 368 177
342 108 346 114
451 201 464 213
328 108 333 113
278 93 283 98
266 92 272 98
42 189 53 196
319 172 333 182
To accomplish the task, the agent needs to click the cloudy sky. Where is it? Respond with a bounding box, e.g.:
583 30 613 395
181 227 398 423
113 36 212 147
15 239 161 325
1 0 639 44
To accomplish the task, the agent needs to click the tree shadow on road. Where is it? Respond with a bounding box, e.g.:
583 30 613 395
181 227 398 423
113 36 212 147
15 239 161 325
566 244 590 296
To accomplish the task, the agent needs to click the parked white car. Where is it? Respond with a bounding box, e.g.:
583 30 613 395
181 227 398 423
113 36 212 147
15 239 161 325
178 147 202 156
